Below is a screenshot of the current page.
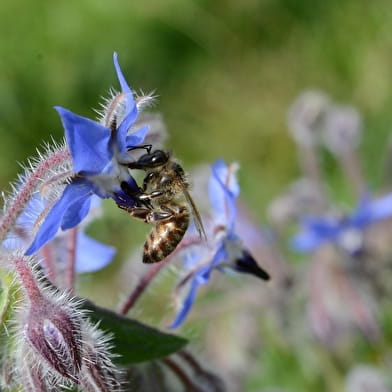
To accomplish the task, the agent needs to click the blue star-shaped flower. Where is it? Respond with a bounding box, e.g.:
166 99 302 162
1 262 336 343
25 53 148 255
4 193 115 273
169 159 269 328
291 193 392 253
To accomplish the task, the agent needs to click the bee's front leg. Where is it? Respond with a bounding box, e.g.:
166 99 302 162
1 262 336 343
119 181 154 209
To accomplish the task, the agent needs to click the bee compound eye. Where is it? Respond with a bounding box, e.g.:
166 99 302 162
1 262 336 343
151 150 168 165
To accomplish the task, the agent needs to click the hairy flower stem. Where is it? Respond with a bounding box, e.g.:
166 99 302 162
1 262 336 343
66 227 78 293
13 255 43 303
177 349 225 391
177 350 204 374
119 237 203 315
298 145 326 199
338 150 365 198
0 147 71 243
161 357 204 392
41 244 57 284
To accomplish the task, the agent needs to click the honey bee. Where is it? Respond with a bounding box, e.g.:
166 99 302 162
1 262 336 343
119 146 206 263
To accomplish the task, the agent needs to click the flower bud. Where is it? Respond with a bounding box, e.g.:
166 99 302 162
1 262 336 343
25 298 82 382
21 361 59 392
323 105 362 155
81 347 122 392
268 178 325 226
288 90 330 147
79 322 122 392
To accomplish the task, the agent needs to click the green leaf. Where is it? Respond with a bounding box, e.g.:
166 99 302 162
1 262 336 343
82 299 188 364
0 269 18 328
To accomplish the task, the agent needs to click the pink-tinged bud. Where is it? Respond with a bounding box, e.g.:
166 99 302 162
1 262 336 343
79 323 122 392
288 90 330 147
12 342 62 392
323 105 362 155
81 347 122 392
25 298 82 382
22 364 58 392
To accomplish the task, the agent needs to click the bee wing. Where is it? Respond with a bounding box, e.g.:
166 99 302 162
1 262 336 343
182 187 207 241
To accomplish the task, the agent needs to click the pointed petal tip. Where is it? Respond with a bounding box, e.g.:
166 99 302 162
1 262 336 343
113 52 119 68
54 105 68 116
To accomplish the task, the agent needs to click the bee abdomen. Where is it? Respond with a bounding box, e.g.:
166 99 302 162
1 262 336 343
143 211 189 263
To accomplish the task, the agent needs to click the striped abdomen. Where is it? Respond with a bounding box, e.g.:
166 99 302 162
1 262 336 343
143 207 190 263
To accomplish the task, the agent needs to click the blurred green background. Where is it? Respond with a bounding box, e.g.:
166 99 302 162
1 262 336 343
2 1 392 391
1 0 392 207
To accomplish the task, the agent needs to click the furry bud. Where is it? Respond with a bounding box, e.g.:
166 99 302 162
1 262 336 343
25 298 82 382
323 105 362 155
288 90 330 147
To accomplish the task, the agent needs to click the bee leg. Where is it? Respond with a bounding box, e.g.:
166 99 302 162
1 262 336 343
142 172 156 191
138 190 164 201
160 204 184 215
125 206 172 223
120 181 153 208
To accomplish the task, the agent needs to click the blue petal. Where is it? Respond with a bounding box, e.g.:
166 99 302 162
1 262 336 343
55 107 112 176
25 181 92 255
168 278 200 329
113 53 138 153
290 231 325 252
209 159 239 230
113 52 132 94
125 125 150 150
61 190 92 230
116 110 138 154
2 235 25 251
209 242 228 271
75 232 116 273
211 159 240 198
13 191 46 229
364 193 392 223
169 243 229 328
290 217 338 252
350 194 373 228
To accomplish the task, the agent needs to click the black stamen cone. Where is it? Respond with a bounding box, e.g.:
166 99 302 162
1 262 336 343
234 249 270 280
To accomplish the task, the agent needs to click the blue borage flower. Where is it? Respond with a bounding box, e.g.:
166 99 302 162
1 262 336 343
25 53 148 255
169 159 269 329
291 193 392 253
4 185 115 273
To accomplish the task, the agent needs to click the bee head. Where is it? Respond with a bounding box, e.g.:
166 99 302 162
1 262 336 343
138 149 170 168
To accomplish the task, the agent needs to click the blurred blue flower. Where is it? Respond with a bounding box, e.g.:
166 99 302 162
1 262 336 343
291 193 392 253
26 53 148 255
4 193 115 273
169 159 269 328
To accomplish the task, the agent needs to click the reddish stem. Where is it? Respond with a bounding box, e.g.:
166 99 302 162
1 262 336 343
119 236 203 315
0 148 70 243
177 349 225 390
14 256 42 303
41 244 57 284
161 357 203 392
177 349 203 374
66 227 78 293
339 150 365 198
